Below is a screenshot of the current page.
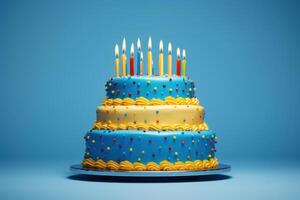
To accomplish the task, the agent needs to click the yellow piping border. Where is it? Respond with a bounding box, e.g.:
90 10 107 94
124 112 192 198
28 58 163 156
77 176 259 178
82 157 218 171
93 122 209 131
102 96 200 106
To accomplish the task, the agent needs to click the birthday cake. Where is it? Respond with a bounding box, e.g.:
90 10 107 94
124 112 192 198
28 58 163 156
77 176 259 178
81 37 218 171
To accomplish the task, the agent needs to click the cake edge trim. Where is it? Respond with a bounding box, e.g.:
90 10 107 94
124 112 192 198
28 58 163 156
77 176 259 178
82 157 218 171
93 122 209 131
102 96 200 106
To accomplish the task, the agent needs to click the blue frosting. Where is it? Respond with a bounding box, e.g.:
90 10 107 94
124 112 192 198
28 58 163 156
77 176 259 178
105 76 196 100
84 130 217 164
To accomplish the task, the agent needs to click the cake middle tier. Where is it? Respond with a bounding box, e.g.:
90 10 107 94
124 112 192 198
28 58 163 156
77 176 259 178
94 105 208 131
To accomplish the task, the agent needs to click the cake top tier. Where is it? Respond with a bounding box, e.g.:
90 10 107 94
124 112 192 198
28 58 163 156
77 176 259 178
105 76 196 100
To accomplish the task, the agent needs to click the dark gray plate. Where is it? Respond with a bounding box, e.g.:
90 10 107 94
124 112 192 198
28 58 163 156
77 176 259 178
70 163 231 177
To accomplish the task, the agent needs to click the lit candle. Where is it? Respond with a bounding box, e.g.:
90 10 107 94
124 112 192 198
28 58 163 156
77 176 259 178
147 36 152 76
182 49 187 76
158 40 164 76
167 42 172 76
140 51 143 75
121 37 127 76
137 38 141 75
176 48 181 76
130 43 134 76
115 44 119 77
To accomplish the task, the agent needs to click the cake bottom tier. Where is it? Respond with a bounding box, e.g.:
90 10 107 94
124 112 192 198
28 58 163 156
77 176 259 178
82 130 218 171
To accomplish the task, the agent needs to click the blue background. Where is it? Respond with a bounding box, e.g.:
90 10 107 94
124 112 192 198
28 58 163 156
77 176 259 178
0 0 299 199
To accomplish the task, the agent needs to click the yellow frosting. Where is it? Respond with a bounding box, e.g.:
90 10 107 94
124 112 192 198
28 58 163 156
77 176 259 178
119 161 134 171
106 160 119 170
82 158 218 171
95 105 206 131
93 121 209 131
102 97 200 106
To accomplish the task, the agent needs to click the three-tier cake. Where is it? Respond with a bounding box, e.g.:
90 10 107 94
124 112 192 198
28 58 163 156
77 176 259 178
81 38 218 171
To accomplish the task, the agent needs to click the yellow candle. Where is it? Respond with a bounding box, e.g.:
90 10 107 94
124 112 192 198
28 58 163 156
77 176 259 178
140 51 144 76
121 54 126 76
182 49 187 76
158 40 164 76
167 42 172 76
147 37 152 76
115 44 119 77
121 38 127 76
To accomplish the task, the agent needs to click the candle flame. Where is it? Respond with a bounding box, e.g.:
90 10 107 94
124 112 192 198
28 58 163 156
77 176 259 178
140 51 143 61
148 36 152 50
177 48 181 58
137 37 141 51
182 49 186 59
115 44 119 58
168 42 172 54
130 43 134 56
159 40 163 53
122 37 126 53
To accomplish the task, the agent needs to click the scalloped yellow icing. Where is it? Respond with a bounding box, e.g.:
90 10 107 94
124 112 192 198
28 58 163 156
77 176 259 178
102 96 200 106
82 158 218 171
93 121 209 131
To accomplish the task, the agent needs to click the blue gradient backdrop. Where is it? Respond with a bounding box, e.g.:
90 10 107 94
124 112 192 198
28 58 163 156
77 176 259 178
1 0 300 165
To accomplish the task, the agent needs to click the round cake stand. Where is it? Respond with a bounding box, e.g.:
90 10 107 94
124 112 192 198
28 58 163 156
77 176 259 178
69 163 230 177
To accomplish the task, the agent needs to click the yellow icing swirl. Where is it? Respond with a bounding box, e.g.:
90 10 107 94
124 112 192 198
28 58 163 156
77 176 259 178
174 161 186 170
82 158 218 171
93 121 209 131
106 160 120 170
133 162 147 171
119 160 134 171
94 159 107 169
146 162 161 171
102 97 200 106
